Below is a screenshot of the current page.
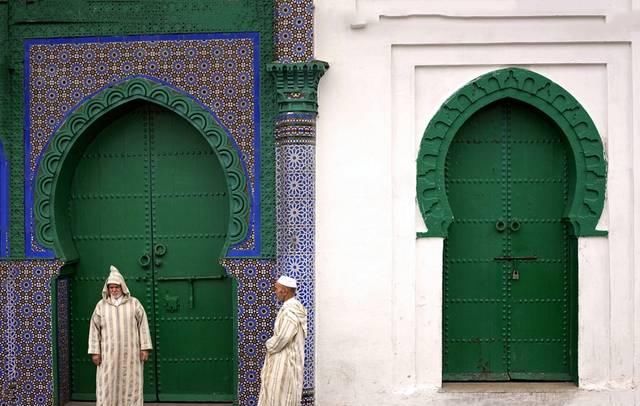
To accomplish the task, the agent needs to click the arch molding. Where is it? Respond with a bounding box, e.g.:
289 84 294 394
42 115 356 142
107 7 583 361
34 77 250 259
416 67 607 237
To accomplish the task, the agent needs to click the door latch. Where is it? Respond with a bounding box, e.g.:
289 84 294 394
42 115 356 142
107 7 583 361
494 256 537 282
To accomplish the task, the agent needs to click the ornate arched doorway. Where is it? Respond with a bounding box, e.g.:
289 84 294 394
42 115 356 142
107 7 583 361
417 68 607 381
35 78 250 402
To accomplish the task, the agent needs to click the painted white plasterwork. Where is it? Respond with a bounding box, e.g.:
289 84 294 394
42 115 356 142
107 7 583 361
316 1 639 405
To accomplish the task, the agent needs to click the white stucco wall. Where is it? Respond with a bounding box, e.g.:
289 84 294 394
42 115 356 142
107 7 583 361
315 1 639 404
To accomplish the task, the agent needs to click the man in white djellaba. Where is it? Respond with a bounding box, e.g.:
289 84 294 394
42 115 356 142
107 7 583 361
88 265 153 406
258 275 308 406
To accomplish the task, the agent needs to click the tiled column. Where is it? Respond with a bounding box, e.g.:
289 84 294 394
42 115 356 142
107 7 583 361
268 61 327 405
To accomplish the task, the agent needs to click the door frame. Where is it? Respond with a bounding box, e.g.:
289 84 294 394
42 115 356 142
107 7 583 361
33 77 249 402
417 68 607 383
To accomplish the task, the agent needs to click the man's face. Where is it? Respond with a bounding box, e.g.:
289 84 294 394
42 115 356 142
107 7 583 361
107 284 122 297
273 282 290 302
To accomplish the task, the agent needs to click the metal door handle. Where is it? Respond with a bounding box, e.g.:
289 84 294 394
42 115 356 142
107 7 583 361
510 220 521 232
154 243 167 257
138 253 151 268
494 256 537 261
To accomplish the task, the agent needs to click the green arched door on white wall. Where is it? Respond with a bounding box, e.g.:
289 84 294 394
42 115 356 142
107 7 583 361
443 98 577 380
68 102 235 401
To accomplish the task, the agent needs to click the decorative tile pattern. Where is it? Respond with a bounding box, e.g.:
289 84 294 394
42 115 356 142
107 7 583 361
222 258 278 406
56 278 70 405
1 259 283 406
275 111 317 395
0 140 8 258
0 280 3 404
24 33 261 258
275 0 314 63
301 391 315 406
275 112 317 140
0 260 64 406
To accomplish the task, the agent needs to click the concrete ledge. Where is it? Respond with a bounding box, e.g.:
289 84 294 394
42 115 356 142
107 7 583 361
441 382 579 393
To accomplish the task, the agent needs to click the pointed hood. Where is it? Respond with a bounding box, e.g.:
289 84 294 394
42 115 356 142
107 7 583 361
284 297 308 338
101 265 132 302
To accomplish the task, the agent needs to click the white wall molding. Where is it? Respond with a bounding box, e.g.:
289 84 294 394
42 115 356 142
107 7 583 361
316 2 638 403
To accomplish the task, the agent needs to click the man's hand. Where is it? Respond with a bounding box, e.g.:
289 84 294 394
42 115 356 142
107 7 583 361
91 354 102 366
140 350 149 362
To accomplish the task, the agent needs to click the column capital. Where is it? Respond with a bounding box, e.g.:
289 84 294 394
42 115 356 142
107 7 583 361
267 60 329 114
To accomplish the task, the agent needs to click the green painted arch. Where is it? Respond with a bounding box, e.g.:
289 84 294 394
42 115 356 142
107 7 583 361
417 67 607 237
35 77 250 260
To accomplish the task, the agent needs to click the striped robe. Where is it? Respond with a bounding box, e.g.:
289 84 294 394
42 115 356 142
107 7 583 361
258 297 308 406
88 276 152 406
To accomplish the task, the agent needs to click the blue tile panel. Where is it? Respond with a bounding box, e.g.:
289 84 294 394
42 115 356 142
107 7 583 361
275 0 314 63
275 112 316 403
0 258 301 406
24 33 261 258
0 260 64 406
222 258 278 406
56 278 70 405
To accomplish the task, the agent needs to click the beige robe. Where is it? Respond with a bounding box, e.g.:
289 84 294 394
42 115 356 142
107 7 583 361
88 271 152 406
258 297 308 406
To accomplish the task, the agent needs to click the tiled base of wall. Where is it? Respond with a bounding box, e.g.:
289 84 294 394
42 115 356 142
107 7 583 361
0 260 63 406
1 258 314 406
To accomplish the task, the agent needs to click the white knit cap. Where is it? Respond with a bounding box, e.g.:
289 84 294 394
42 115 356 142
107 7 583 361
277 275 297 288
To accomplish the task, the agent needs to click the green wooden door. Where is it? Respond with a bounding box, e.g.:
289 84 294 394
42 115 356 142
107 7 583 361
443 99 576 381
68 102 234 401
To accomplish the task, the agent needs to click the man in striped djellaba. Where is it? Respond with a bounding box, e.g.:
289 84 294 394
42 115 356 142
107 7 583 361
88 265 153 406
258 275 308 406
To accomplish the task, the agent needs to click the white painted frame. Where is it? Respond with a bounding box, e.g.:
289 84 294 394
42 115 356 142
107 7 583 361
315 2 639 404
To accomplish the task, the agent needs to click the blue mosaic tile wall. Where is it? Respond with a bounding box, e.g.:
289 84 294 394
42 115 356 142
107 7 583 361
56 278 70 405
275 0 314 63
0 259 283 406
223 258 279 406
24 33 261 258
0 260 63 406
0 266 6 405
